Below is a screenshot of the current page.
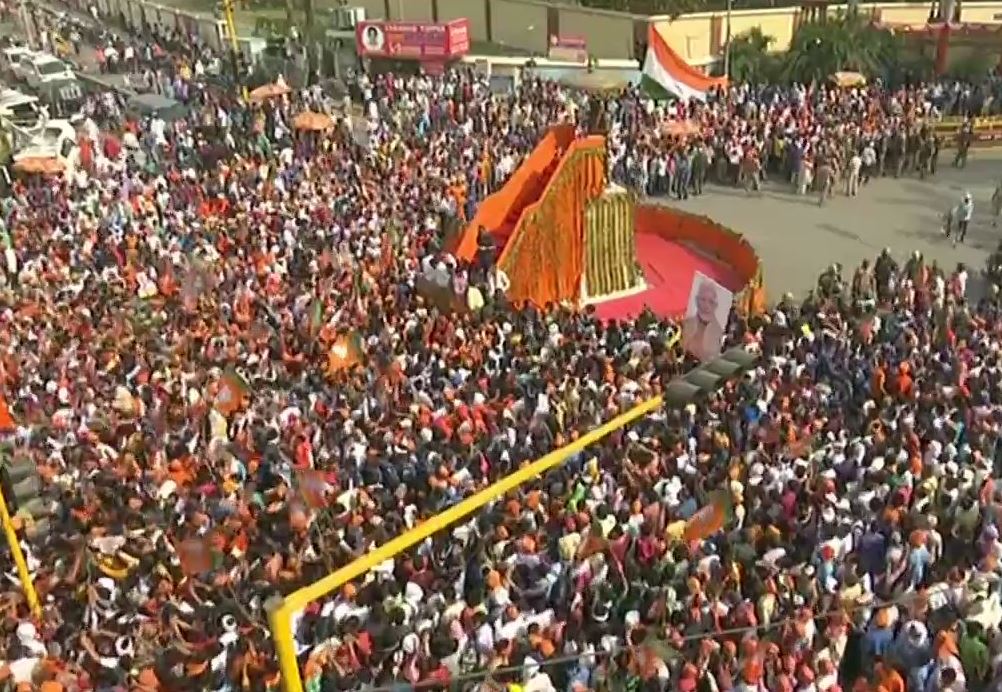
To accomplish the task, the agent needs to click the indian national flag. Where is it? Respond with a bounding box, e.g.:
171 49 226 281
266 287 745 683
642 24 727 102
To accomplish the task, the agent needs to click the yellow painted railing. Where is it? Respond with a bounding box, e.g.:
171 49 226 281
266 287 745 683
0 452 42 619
268 331 682 692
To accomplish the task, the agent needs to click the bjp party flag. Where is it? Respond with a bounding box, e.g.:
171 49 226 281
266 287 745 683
682 490 732 543
295 468 330 509
327 331 364 374
0 394 14 432
215 370 249 416
176 536 216 576
308 299 324 335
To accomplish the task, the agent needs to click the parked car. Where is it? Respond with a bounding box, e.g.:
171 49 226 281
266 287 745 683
0 89 44 128
18 53 75 91
1 46 35 81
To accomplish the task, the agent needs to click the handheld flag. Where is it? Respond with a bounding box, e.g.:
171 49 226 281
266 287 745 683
0 394 14 432
295 468 330 509
327 332 364 374
308 299 323 335
176 536 215 576
215 370 249 416
682 490 732 543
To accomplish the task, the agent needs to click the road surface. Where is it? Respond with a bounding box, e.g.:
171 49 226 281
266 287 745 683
659 151 1002 297
14 2 137 92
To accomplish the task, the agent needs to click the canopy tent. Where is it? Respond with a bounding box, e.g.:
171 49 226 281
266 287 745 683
830 71 867 88
248 82 291 103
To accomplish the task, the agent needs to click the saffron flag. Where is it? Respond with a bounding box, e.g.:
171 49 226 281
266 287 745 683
176 536 215 576
682 490 732 543
0 395 13 432
215 370 249 416
295 469 330 509
327 331 364 374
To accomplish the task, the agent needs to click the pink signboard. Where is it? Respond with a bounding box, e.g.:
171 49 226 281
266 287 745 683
356 18 470 60
548 34 588 63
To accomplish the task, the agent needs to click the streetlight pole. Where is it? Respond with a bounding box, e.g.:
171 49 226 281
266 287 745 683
304 0 316 85
723 0 733 80
219 0 248 98
19 0 36 48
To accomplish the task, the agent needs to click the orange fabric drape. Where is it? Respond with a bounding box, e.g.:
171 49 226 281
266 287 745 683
452 125 575 262
500 137 606 308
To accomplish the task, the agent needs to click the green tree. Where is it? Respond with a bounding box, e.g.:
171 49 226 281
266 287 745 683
948 51 995 82
782 13 899 83
727 27 775 82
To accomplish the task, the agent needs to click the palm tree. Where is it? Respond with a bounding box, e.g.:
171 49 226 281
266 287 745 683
727 27 775 83
783 13 899 83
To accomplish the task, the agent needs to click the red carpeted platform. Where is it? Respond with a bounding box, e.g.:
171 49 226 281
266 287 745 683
593 231 741 322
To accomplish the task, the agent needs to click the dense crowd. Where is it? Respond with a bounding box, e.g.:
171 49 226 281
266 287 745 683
0 3 1001 691
612 80 994 205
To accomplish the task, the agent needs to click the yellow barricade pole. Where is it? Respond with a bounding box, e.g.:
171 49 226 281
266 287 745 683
0 454 42 619
270 400 667 690
270 330 683 691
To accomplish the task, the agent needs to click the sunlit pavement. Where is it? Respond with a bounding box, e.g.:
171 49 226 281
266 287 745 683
656 149 1002 297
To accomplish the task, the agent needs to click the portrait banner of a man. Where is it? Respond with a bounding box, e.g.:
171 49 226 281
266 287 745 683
681 272 732 362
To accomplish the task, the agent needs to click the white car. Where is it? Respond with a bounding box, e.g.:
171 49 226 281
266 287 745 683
18 53 75 90
1 46 34 80
13 118 80 177
0 89 43 127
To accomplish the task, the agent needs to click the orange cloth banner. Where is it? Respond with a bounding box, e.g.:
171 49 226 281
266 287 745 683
499 137 607 307
453 125 576 263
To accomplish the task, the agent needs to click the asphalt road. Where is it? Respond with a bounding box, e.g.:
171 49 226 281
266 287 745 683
8 3 137 92
659 151 1002 298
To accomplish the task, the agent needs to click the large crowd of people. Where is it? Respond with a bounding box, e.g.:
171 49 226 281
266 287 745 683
0 2 1001 691
611 80 995 205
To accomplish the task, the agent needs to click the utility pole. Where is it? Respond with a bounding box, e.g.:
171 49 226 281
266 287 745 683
19 0 36 48
219 0 247 98
723 0 732 81
304 0 316 85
